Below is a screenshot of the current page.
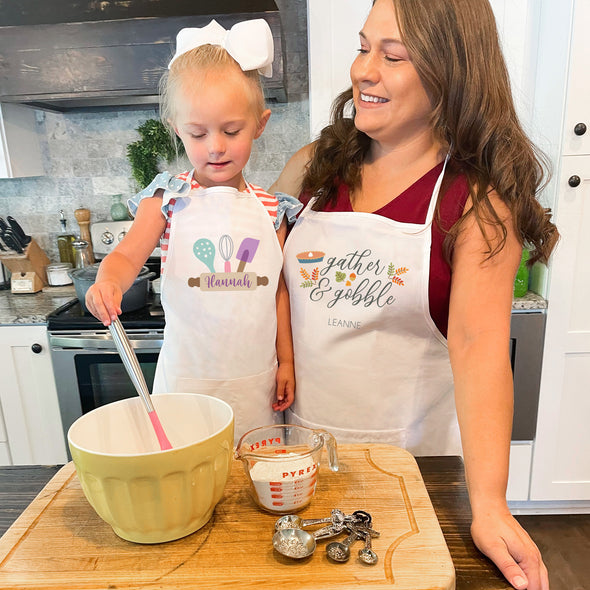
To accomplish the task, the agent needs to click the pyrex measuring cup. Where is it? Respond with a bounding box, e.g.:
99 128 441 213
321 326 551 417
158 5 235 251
235 424 339 514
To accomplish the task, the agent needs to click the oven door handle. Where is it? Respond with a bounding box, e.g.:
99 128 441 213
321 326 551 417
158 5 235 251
49 335 163 350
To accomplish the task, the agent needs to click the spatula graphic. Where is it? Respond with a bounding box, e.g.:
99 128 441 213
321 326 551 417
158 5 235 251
236 237 260 272
193 238 216 273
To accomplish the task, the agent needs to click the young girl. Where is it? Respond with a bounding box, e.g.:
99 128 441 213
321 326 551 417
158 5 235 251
85 19 300 439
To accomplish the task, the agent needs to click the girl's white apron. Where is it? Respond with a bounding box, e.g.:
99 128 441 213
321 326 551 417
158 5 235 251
283 159 462 456
153 179 284 440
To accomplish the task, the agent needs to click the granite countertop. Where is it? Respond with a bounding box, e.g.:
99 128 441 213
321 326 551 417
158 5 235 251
0 286 546 326
0 286 77 326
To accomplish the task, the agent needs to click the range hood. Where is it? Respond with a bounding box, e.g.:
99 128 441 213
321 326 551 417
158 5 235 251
0 0 287 111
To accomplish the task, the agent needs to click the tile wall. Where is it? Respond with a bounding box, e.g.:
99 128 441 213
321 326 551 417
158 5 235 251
0 0 309 263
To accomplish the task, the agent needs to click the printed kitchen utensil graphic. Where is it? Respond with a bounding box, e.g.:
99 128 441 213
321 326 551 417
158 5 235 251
193 238 216 273
236 237 260 272
218 234 234 272
188 234 267 292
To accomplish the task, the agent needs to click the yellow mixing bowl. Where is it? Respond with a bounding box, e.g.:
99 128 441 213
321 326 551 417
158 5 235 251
68 393 234 544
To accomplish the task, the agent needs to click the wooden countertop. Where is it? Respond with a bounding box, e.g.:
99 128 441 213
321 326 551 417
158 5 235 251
0 456 511 589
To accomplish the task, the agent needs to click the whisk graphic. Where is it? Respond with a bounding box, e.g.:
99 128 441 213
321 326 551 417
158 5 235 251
219 234 234 272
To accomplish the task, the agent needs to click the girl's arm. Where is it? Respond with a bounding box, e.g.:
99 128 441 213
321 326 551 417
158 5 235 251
85 193 167 325
448 191 548 590
273 218 295 411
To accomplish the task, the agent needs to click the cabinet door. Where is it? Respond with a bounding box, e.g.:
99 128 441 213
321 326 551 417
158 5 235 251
530 156 590 500
0 103 44 178
562 0 590 156
0 326 68 465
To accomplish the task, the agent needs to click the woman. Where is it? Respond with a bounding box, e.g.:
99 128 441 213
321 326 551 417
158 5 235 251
271 0 556 588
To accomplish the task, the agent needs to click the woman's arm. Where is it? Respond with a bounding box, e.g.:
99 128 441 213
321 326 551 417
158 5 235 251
86 194 166 325
269 143 315 197
273 218 295 411
448 191 548 590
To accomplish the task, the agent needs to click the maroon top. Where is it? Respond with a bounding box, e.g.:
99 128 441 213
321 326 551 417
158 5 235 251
298 162 470 337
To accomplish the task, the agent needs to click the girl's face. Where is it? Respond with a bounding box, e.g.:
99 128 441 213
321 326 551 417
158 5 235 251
350 0 434 150
173 69 270 190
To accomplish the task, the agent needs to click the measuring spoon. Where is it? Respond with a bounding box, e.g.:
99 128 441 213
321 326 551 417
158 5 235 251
358 530 379 565
275 514 333 531
326 531 362 562
272 525 339 559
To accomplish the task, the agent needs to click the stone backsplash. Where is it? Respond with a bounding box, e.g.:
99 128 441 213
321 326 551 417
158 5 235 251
0 0 309 264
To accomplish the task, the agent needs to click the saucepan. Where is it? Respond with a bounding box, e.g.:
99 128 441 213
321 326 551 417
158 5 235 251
69 263 155 313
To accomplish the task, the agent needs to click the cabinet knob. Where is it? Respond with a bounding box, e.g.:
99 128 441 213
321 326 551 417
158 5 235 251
568 175 581 188
574 123 587 136
31 343 43 354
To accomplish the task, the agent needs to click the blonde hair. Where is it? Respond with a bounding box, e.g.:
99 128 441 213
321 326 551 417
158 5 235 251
160 44 266 138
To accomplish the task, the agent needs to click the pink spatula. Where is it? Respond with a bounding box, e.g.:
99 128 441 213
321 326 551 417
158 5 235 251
109 317 173 451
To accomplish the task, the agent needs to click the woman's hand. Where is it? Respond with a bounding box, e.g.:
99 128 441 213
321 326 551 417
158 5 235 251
273 361 295 411
471 509 549 589
85 280 123 326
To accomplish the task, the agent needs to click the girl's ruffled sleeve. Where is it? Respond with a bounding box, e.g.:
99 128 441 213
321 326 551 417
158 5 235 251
275 191 303 230
127 172 192 217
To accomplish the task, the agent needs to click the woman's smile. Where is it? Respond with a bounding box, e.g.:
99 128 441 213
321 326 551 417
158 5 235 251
359 92 389 105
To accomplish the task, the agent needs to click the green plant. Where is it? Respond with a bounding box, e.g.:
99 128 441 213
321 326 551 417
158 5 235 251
126 119 185 188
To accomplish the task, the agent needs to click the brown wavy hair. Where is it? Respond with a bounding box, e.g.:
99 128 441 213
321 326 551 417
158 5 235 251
302 0 558 265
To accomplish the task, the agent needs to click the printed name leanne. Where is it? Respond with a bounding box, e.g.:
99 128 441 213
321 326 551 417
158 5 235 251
327 317 362 329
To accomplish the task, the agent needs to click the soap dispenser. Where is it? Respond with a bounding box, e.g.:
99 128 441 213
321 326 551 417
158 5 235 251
57 210 76 266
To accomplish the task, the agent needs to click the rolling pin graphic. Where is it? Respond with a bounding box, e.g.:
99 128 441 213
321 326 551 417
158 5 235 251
236 237 260 271
188 274 268 289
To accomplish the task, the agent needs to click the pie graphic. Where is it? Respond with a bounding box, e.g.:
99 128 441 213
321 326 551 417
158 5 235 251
296 250 325 264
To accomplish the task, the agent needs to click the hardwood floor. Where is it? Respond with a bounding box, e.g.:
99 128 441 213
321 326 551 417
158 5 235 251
516 514 590 590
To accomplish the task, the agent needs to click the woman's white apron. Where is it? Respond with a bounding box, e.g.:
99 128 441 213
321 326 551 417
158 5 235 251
153 179 284 440
283 159 462 455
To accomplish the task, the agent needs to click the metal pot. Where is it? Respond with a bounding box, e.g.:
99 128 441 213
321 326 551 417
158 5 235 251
69 264 156 313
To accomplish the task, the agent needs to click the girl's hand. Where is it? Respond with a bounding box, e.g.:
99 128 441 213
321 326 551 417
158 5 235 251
471 510 549 590
85 281 123 326
273 361 295 411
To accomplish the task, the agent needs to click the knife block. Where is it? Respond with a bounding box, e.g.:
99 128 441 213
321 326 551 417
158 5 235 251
0 238 50 292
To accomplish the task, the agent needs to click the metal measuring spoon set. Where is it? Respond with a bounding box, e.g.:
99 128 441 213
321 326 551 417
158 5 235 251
272 509 380 564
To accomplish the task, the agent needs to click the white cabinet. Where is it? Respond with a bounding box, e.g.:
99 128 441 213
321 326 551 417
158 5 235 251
0 103 44 178
0 326 67 465
529 0 590 502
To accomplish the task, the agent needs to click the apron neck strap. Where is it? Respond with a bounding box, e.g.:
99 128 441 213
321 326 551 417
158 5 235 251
424 151 451 225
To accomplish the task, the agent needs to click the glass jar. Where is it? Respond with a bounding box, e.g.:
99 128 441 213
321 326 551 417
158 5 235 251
46 262 73 286
72 239 92 269
110 194 130 221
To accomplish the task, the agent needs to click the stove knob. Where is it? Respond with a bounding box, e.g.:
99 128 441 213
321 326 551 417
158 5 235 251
117 230 128 242
101 231 114 245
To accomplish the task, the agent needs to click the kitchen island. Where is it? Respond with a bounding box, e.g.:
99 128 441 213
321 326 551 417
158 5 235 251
0 455 512 589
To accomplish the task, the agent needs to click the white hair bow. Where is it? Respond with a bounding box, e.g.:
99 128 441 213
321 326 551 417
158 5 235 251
169 19 274 77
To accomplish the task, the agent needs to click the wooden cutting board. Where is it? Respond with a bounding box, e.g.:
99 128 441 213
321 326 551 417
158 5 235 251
0 444 455 590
